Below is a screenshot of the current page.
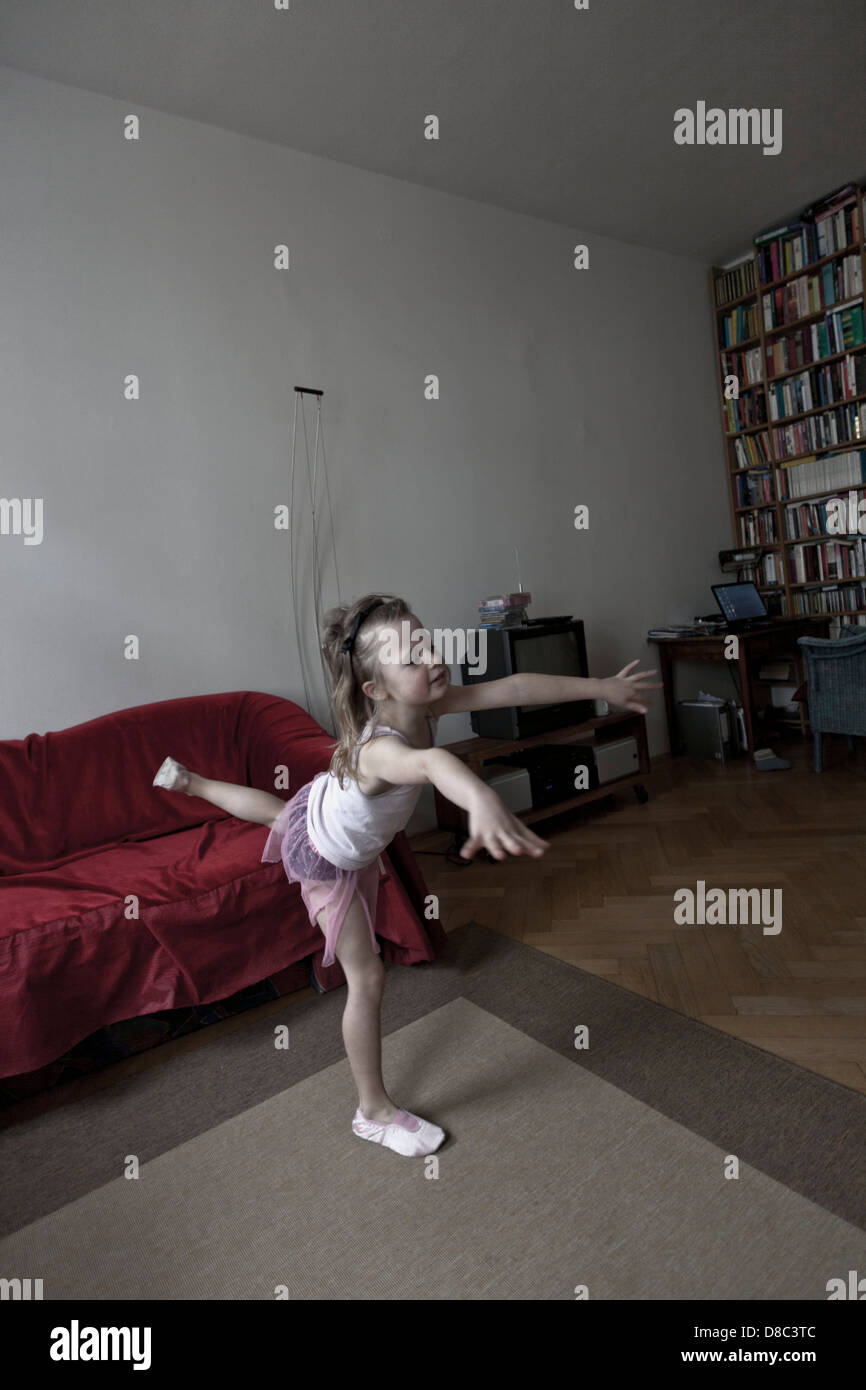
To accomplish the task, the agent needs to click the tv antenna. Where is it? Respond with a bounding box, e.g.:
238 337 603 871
514 546 524 593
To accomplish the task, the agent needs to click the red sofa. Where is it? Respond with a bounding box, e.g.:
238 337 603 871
0 690 447 1081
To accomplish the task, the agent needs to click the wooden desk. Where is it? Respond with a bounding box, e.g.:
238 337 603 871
648 617 829 754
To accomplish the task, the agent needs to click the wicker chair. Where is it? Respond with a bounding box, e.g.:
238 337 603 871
797 625 866 771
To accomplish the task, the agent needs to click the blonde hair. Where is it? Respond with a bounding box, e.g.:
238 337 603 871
320 593 414 789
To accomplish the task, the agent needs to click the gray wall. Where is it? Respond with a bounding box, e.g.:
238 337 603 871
0 67 733 831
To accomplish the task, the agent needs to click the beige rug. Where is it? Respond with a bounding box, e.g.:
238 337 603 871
1 924 864 1299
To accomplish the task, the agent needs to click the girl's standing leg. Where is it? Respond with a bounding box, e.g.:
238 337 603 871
321 894 398 1124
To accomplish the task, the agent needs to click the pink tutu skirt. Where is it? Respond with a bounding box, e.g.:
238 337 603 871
261 777 381 968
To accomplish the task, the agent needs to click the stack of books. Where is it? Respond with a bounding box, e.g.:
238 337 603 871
646 620 726 639
478 593 531 627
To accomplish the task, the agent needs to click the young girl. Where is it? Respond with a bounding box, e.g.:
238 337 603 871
153 592 660 1159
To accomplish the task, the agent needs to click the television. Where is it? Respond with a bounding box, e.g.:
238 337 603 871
459 620 592 739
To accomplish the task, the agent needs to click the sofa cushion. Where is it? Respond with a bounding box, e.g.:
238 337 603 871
0 818 282 935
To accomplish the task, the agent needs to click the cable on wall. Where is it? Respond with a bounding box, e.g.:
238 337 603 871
290 387 341 736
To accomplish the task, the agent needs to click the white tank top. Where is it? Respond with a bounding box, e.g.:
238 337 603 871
306 712 438 870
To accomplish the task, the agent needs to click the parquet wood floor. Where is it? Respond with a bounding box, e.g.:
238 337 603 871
409 736 866 1096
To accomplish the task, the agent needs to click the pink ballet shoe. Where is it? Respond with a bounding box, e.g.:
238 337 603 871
352 1107 445 1157
152 756 191 793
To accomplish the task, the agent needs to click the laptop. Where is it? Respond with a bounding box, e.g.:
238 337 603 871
711 581 775 632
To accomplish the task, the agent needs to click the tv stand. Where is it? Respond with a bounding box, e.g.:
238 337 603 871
434 711 651 832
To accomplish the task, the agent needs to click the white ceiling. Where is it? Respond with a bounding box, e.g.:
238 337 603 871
2 0 865 263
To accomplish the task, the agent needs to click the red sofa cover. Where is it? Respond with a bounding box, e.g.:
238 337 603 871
0 690 447 1078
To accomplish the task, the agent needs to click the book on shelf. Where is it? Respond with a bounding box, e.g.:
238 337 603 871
800 184 859 220
738 507 777 544
733 552 782 586
783 489 866 538
732 431 772 469
767 352 866 420
761 255 862 332
717 302 759 347
754 186 861 283
791 580 866 615
779 447 866 499
734 467 775 508
721 344 764 386
764 302 865 379
771 400 866 461
758 552 782 585
714 255 756 307
787 538 866 584
724 393 768 432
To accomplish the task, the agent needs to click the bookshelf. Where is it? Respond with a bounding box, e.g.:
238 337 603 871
710 182 866 634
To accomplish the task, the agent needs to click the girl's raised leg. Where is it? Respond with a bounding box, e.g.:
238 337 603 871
186 773 286 827
156 759 286 828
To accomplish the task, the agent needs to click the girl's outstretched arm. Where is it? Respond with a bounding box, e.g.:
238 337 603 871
436 662 662 716
360 737 549 861
515 660 663 715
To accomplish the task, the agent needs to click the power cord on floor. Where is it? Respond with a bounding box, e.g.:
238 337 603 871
413 831 487 867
